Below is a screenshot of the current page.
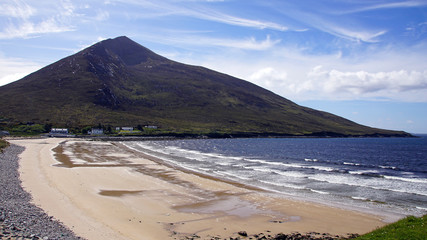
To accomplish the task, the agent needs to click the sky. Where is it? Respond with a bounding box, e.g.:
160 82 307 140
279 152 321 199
1 0 427 133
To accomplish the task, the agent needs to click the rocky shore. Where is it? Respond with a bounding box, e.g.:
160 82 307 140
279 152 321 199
0 144 82 240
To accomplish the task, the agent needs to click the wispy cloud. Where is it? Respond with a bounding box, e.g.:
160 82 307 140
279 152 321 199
189 8 288 31
0 18 75 39
112 0 288 31
137 32 281 51
0 0 35 19
327 26 387 43
273 5 387 43
341 1 427 14
94 10 110 21
205 35 281 50
0 0 77 39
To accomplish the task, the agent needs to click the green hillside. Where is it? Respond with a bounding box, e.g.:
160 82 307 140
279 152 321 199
0 36 410 137
356 215 427 240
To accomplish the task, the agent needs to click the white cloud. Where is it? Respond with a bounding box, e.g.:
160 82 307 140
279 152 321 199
208 35 280 50
192 9 288 31
306 66 427 93
328 27 387 43
0 57 42 86
0 0 36 19
59 0 76 17
297 14 387 43
174 41 427 102
143 33 281 51
95 10 110 21
249 67 288 89
294 66 427 101
0 0 79 39
272 2 390 43
0 18 75 39
112 0 288 31
343 1 427 14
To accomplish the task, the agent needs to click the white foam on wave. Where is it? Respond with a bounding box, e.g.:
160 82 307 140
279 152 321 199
309 166 335 172
244 165 309 180
416 206 427 211
125 142 188 167
344 162 361 166
124 141 427 207
351 196 368 201
274 170 307 178
213 170 251 181
310 189 329 195
309 173 427 197
249 167 274 173
304 158 318 162
245 158 335 172
379 165 397 170
348 170 380 175
372 186 427 197
258 180 306 190
383 175 427 184
165 145 245 164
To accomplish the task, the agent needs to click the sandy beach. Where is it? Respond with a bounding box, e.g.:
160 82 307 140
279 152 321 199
10 138 388 240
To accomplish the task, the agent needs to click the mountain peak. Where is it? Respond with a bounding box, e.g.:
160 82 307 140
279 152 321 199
86 36 167 66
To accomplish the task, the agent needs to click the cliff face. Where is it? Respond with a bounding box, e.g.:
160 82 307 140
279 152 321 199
0 36 410 136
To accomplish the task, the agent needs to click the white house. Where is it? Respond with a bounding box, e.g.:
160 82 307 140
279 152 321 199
89 128 104 135
49 128 69 137
50 128 68 134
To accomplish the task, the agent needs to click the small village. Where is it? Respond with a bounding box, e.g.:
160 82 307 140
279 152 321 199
48 125 159 137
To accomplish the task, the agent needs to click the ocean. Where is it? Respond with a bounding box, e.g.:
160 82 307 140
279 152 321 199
122 135 427 219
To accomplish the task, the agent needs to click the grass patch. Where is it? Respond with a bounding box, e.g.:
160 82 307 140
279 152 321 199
356 215 426 240
10 124 47 136
0 139 9 152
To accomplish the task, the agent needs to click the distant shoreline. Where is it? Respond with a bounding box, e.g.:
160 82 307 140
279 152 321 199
60 130 416 142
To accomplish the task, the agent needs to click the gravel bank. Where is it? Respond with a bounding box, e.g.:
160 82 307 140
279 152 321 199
0 144 82 240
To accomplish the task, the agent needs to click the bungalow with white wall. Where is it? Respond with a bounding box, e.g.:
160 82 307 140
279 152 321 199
88 128 104 135
49 128 69 137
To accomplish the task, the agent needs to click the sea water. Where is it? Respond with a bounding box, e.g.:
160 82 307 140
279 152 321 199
122 135 427 218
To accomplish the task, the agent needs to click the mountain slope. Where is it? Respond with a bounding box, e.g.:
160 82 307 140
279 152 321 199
0 36 409 136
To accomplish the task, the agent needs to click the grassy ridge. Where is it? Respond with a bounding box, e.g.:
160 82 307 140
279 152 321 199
356 215 426 240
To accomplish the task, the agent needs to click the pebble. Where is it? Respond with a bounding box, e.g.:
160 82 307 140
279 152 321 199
0 144 83 240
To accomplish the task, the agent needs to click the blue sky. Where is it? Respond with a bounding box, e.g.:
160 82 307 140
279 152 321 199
1 0 427 133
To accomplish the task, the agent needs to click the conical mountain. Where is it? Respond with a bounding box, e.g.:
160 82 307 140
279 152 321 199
0 36 409 136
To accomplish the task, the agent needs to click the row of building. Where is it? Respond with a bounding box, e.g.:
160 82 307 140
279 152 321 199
49 126 158 136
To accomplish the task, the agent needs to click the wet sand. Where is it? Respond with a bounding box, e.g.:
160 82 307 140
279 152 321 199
11 138 388 240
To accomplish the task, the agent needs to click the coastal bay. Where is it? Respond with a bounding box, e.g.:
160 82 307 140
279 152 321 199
10 138 388 240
